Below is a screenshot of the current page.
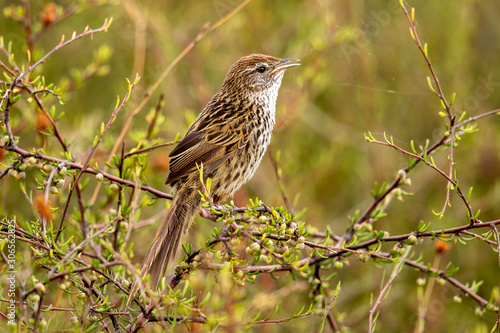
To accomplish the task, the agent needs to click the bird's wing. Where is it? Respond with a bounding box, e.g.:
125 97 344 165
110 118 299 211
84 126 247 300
165 110 249 185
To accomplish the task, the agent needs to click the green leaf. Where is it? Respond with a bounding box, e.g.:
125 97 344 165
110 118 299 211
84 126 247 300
268 305 279 320
426 76 437 94
450 92 456 106
199 292 211 306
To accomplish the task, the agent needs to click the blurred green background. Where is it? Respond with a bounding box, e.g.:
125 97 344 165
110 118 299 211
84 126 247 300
1 0 500 331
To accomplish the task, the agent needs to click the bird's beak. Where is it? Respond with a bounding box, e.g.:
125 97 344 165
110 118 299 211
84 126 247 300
272 58 301 74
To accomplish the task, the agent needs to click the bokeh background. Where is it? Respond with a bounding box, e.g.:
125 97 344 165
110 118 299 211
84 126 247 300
1 0 500 332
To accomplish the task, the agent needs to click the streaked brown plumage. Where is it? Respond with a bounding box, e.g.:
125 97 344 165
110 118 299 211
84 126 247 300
126 54 299 306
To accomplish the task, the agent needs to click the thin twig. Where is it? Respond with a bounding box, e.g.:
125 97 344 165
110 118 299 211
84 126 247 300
400 1 458 216
267 145 294 214
400 2 451 117
123 141 176 159
0 144 173 199
367 135 473 220
146 94 164 140
368 248 409 332
455 109 500 128
17 18 113 82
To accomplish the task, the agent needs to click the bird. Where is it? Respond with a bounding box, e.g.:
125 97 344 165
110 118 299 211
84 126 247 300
126 54 300 306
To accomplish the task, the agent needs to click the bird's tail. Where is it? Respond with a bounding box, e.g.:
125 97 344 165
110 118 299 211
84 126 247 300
125 188 200 307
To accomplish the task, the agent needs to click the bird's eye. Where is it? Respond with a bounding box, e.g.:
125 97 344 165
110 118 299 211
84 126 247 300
257 66 266 73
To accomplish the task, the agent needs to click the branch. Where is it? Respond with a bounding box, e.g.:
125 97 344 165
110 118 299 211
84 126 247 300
399 2 451 118
366 133 473 220
368 248 409 332
0 144 172 199
455 108 500 128
17 18 112 82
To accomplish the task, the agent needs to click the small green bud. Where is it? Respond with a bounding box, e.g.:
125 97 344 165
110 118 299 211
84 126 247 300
416 276 426 286
121 279 130 288
96 173 104 182
17 171 26 180
39 319 47 328
314 308 326 316
59 167 67 176
35 282 46 293
250 242 260 252
314 294 324 304
43 164 54 172
453 295 462 303
230 237 240 247
109 183 119 191
474 307 484 317
408 235 418 245
29 294 40 302
56 179 65 188
436 277 446 286
334 261 343 269
18 163 27 171
88 315 99 322
8 169 18 178
258 215 267 223
49 186 59 194
359 253 370 263
296 243 305 250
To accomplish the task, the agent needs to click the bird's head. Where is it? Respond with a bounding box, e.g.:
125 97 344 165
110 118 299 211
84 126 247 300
222 54 300 95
